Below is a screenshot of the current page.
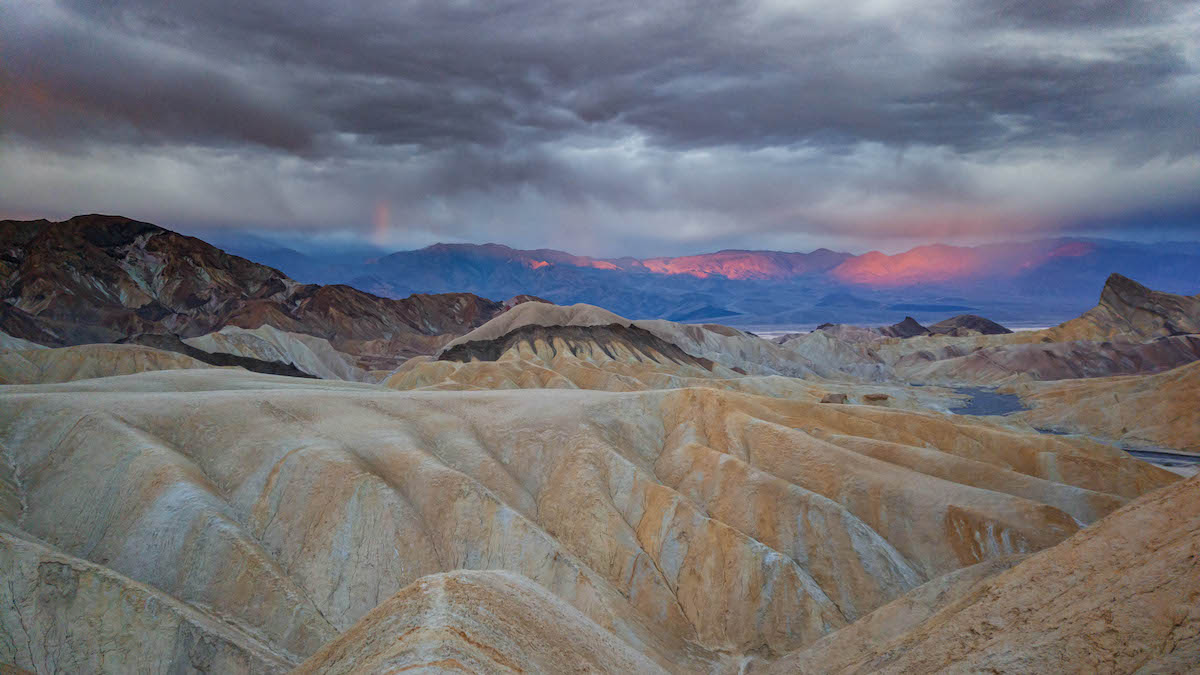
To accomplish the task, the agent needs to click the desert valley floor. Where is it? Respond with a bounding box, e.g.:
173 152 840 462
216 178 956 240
1 216 1199 673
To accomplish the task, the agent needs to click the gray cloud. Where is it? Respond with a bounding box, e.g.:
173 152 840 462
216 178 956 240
982 0 1175 29
1 0 1198 256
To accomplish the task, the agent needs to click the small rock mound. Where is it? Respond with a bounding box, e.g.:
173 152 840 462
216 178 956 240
502 293 552 309
123 332 319 379
438 322 715 370
928 314 1012 336
813 323 886 344
439 302 629 354
880 317 930 338
182 325 362 380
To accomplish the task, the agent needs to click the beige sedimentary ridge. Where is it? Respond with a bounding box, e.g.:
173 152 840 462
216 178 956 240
0 366 1177 672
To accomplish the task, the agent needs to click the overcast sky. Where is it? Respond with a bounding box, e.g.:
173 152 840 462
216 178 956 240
2 0 1198 256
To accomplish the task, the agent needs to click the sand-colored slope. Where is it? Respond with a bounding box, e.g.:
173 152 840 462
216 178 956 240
0 368 1176 671
0 366 379 395
888 335 1200 385
635 319 828 378
293 570 669 674
391 321 745 394
1013 360 1200 454
390 304 965 411
389 349 731 393
184 324 367 381
0 343 212 384
389 326 963 412
762 555 1027 674
387 351 950 409
394 329 748 392
0 528 295 674
0 331 44 352
768 472 1200 674
440 302 630 351
441 301 832 379
779 329 890 380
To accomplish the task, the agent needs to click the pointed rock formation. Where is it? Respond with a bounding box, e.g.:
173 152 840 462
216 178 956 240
1052 272 1200 342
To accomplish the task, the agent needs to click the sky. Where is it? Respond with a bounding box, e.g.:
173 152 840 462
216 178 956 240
1 0 1198 257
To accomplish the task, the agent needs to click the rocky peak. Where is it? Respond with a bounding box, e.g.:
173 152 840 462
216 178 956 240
65 213 166 248
1099 273 1153 312
1095 273 1200 338
503 294 553 309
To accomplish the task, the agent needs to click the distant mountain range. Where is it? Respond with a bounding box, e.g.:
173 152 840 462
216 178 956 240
214 234 1200 327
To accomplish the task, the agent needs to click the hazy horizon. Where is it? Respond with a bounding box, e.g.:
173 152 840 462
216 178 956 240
9 212 1195 262
201 227 1200 261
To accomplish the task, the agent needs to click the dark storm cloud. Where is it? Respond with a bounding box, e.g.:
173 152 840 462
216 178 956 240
1 0 1198 255
0 3 320 151
982 0 1173 28
931 42 1194 153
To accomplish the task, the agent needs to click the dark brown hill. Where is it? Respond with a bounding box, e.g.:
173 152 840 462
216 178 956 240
880 316 930 338
927 314 1012 336
0 214 504 369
